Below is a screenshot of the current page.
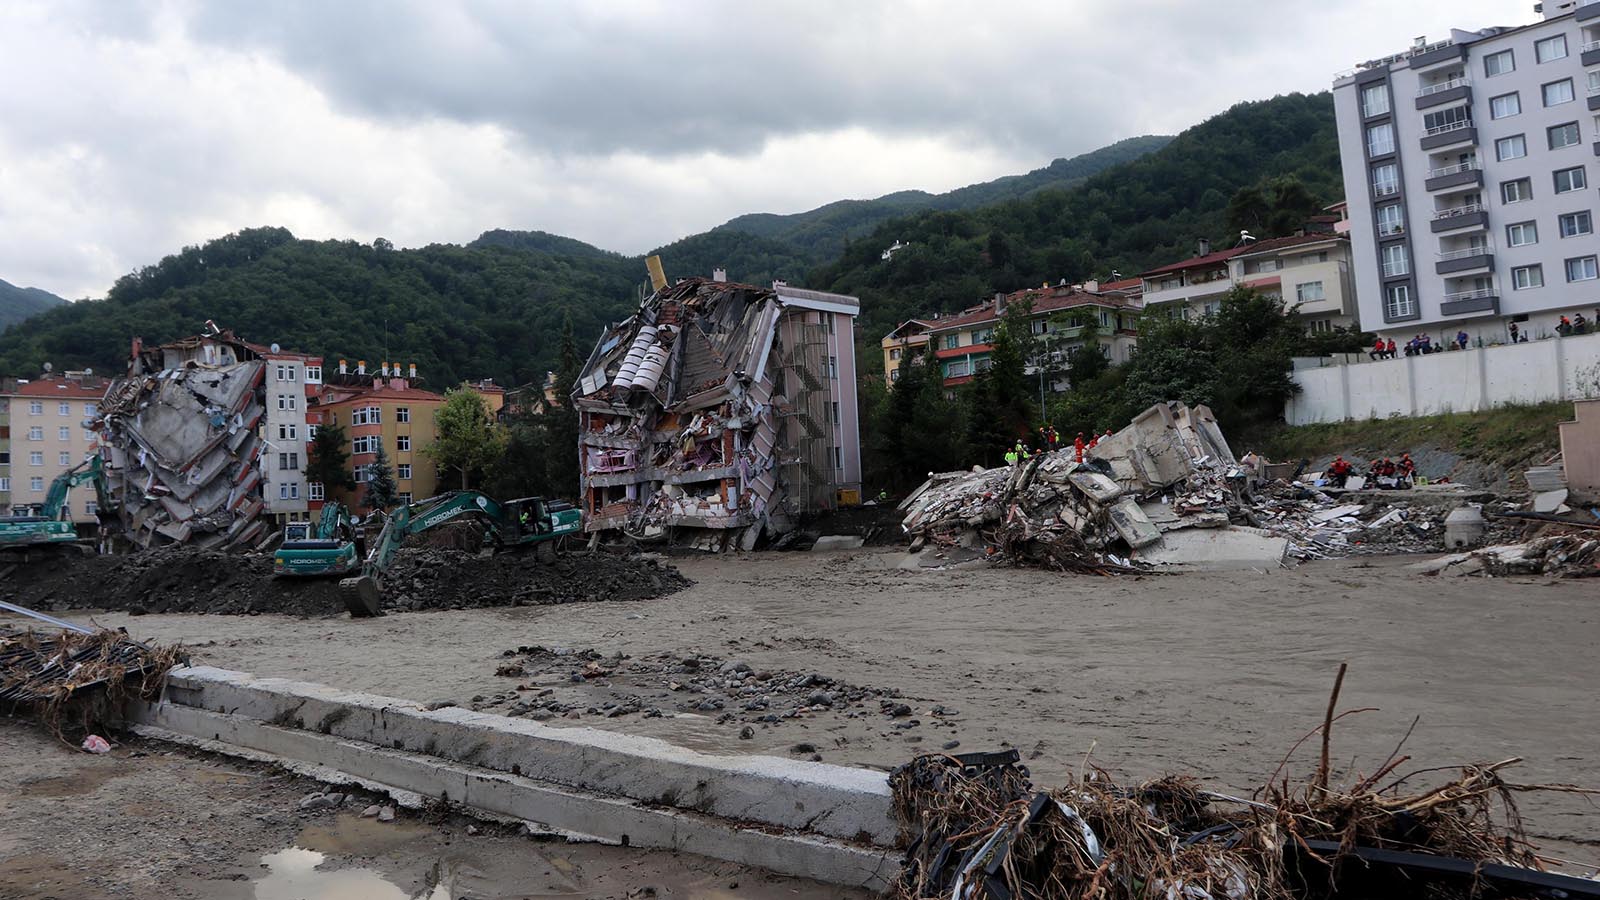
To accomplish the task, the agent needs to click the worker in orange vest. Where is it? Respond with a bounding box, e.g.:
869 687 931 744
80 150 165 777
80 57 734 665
1074 432 1086 463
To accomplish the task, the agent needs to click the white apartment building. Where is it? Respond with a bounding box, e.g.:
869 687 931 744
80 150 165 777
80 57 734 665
1140 233 1360 331
0 372 110 523
254 345 324 522
1333 1 1600 343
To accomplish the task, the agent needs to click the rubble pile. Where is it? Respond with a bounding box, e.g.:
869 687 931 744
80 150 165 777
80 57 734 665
1 626 182 734
889 678 1596 900
1415 532 1600 578
97 333 272 549
474 646 958 742
3 547 690 616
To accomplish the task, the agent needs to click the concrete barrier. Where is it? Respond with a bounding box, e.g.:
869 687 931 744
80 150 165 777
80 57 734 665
131 665 900 888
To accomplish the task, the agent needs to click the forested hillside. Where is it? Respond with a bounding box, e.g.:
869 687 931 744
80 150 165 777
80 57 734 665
816 93 1341 342
0 279 69 333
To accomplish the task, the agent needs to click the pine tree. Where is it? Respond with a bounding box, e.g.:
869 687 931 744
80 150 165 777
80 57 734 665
363 442 399 512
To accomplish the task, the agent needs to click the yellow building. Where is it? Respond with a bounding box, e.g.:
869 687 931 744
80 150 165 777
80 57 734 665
1 372 110 522
319 380 445 510
880 319 934 386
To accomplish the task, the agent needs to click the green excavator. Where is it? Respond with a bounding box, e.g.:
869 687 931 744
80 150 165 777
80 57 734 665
271 501 360 577
338 491 581 617
0 455 117 565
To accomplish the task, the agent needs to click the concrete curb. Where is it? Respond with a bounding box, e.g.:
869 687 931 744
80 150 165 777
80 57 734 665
133 665 902 889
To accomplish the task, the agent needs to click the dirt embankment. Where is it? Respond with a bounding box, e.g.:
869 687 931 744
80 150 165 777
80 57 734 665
2 545 690 617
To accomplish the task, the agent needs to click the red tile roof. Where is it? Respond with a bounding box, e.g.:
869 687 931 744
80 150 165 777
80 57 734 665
1141 246 1246 277
926 287 1140 334
1232 232 1343 258
321 382 444 405
1099 277 1143 292
10 376 110 399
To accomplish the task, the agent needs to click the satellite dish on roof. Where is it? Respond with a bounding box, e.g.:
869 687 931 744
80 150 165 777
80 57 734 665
84 367 93 375
42 362 53 373
270 342 281 353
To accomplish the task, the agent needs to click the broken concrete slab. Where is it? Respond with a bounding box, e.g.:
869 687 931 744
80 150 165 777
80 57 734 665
1106 497 1161 549
811 535 865 552
1137 526 1289 570
1533 489 1569 514
1311 504 1365 524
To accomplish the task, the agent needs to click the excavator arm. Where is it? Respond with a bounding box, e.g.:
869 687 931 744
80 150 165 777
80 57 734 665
339 491 509 617
40 456 114 520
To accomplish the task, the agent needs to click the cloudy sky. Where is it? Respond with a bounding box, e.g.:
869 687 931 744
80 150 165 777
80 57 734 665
0 0 1530 300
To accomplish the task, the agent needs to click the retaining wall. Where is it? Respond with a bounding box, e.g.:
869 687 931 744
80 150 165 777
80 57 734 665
1287 332 1600 425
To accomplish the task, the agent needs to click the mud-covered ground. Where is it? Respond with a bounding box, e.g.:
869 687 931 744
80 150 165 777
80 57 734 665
6 549 1597 873
0 721 866 900
2 545 688 616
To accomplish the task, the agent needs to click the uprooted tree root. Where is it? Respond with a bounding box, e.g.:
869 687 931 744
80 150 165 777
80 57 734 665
889 667 1596 900
0 627 184 739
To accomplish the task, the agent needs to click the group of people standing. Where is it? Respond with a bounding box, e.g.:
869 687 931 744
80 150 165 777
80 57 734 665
1370 332 1473 359
1325 453 1416 488
1004 427 1114 465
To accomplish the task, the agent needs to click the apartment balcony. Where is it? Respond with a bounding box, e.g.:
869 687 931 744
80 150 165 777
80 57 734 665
1439 287 1498 316
1419 120 1476 151
1580 0 1600 21
1590 87 1600 111
1583 39 1600 66
1424 161 1482 192
1415 78 1471 110
1430 202 1488 232
1435 246 1494 275
1405 42 1466 70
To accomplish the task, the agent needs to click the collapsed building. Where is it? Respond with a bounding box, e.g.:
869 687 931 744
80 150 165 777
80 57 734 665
96 329 277 550
574 271 862 550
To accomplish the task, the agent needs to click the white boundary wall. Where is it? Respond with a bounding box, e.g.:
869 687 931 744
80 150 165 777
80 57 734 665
1287 333 1600 425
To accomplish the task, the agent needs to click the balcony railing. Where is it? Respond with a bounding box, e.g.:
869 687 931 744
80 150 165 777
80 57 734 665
1418 77 1470 97
1381 261 1410 277
1373 180 1401 197
1443 287 1497 302
1583 39 1600 53
1437 245 1492 261
1378 221 1406 236
1432 202 1484 220
1426 161 1480 178
1424 119 1474 137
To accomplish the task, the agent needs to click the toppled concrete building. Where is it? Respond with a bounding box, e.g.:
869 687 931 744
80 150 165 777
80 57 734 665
97 330 275 549
574 274 862 550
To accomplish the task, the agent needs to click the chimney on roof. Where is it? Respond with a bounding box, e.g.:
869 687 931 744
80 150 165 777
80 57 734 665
1083 279 1099 293
1197 237 1211 257
381 362 390 377
409 363 417 378
712 267 727 283
994 292 1006 316
339 359 348 375
357 360 366 376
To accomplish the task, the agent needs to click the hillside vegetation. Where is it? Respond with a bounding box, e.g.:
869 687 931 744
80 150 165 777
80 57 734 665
1261 403 1570 479
0 279 69 334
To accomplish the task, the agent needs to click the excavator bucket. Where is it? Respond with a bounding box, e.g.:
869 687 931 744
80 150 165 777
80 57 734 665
339 575 382 618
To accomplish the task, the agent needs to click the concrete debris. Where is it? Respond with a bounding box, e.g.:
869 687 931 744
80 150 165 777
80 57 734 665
3 545 690 616
574 274 863 551
1411 534 1600 578
95 331 275 551
1532 488 1570 514
1523 464 1567 493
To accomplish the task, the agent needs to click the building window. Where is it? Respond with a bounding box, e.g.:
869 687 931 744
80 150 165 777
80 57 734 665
946 359 970 378
275 365 297 382
279 483 290 500
1489 92 1521 119
1534 34 1567 63
277 394 297 411
1371 162 1399 195
0 477 9 492
1566 256 1599 282
57 402 70 416
830 401 841 424
30 477 44 491
395 407 410 423
396 435 411 452
397 463 412 480
58 452 70 466
1496 134 1527 160
308 482 324 501
1376 203 1405 236
0 452 7 464
278 451 300 470
1385 284 1416 319
352 435 380 454
1423 105 1470 133
57 426 70 441
1543 79 1575 107
1360 82 1389 117
828 355 838 379
277 423 298 440
1511 264 1544 289
1554 166 1587 194
29 451 43 466
354 466 369 483
307 424 319 439
833 446 842 470
352 406 381 426
1381 243 1410 277
396 492 413 506
1548 122 1580 150
889 369 900 382
1507 221 1539 246
84 403 96 417
888 348 900 360
1484 49 1515 77
1295 281 1325 303
1366 122 1395 156
27 401 42 415
1501 178 1533 204
305 365 322 383
27 426 43 441
85 501 97 516
1559 211 1594 238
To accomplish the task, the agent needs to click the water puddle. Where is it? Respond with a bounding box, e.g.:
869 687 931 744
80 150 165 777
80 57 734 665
252 847 450 900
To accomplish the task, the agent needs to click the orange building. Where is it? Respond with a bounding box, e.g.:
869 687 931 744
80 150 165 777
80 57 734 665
318 362 446 511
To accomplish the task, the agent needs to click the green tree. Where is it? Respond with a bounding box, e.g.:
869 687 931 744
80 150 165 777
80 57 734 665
363 442 399 511
426 389 507 490
306 421 356 492
544 314 581 499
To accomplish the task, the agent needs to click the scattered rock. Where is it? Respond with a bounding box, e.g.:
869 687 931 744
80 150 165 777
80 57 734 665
942 740 961 750
377 805 396 823
738 726 754 740
299 792 335 811
361 804 382 818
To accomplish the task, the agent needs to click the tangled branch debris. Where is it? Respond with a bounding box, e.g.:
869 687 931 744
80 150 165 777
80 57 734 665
889 673 1598 900
0 626 182 736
